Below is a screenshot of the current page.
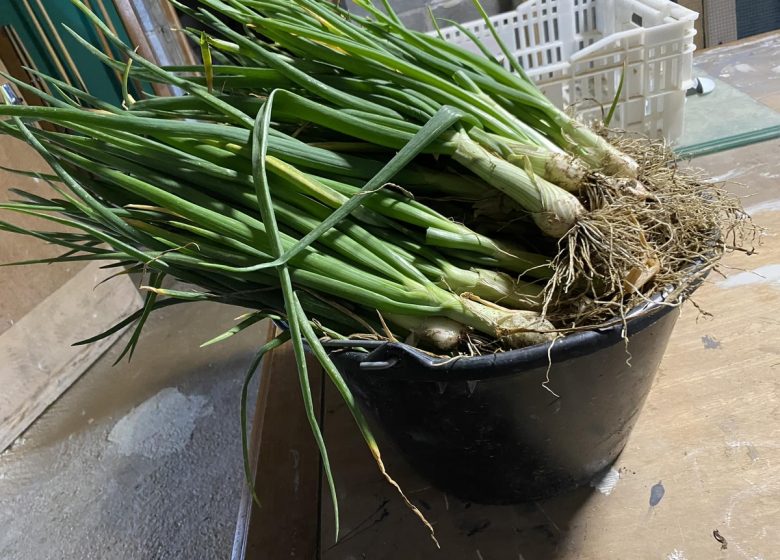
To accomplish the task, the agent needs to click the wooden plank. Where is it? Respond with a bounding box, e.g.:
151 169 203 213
232 326 323 560
82 0 125 89
232 321 274 560
0 26 46 107
88 0 146 97
112 0 172 97
111 1 197 97
0 261 143 452
157 0 198 67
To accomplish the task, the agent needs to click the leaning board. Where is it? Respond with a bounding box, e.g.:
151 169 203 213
0 262 143 452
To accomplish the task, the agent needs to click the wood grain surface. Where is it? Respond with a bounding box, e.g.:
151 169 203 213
0 262 143 452
0 58 89 335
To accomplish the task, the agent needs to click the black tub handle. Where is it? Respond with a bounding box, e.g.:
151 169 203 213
359 358 400 371
320 339 400 369
319 339 387 349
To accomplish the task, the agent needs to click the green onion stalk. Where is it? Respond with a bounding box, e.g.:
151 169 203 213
63 0 605 237
0 106 550 345
167 0 638 203
0 0 663 543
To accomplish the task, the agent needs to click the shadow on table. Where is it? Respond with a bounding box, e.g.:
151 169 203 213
321 418 600 560
324 485 597 560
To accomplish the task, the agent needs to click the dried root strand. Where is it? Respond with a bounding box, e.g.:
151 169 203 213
542 132 757 328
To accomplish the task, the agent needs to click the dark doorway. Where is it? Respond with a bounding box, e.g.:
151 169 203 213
736 0 780 39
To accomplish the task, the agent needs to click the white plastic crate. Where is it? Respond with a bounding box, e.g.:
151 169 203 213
437 0 698 143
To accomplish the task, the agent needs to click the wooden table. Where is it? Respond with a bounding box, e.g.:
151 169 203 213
232 138 780 559
233 32 780 557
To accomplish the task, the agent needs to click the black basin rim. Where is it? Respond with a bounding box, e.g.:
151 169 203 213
334 294 679 381
316 265 709 381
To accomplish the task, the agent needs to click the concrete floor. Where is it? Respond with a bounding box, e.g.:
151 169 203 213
0 302 265 560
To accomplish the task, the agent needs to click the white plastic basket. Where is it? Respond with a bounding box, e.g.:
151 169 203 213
436 0 698 143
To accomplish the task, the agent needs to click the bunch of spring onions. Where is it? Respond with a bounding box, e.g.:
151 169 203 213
0 0 733 543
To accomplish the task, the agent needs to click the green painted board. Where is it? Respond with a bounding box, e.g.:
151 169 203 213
0 0 144 106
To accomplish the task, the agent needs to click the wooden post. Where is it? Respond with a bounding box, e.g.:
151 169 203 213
112 0 198 98
111 0 173 97
232 323 323 560
19 0 74 88
33 0 89 91
83 0 125 89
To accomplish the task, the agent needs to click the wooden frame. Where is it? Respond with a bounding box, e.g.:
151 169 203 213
0 26 48 107
112 0 197 97
159 0 199 66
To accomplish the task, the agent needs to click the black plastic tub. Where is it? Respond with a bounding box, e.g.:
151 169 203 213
327 291 687 504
